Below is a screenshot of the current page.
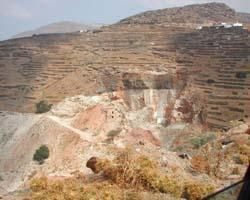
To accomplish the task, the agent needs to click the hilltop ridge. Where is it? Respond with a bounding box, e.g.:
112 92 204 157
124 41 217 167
119 2 249 25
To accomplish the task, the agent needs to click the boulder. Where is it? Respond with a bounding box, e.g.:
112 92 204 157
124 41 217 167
86 157 99 173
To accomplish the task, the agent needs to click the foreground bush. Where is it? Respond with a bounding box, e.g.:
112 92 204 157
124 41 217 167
86 147 216 199
30 177 140 200
184 181 215 200
29 147 216 200
33 145 49 164
87 148 184 197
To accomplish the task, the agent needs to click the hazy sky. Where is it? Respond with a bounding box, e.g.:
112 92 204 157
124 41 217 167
0 0 249 40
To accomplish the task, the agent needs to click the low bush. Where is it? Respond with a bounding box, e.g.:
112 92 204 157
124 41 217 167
30 177 140 200
191 155 209 173
29 147 217 200
107 129 121 138
206 79 215 84
33 145 49 164
184 181 215 200
234 144 250 165
235 154 249 165
190 133 216 149
87 147 184 198
231 167 240 175
235 72 247 79
35 100 52 114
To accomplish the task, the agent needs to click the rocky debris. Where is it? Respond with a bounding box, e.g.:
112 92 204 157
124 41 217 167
72 104 125 135
221 139 233 146
126 128 161 146
228 124 250 135
178 153 190 160
172 98 194 123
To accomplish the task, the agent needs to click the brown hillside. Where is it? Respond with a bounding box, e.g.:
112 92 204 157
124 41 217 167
119 2 247 25
0 3 249 129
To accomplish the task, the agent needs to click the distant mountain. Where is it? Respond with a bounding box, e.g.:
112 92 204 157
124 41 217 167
12 21 101 39
119 2 250 25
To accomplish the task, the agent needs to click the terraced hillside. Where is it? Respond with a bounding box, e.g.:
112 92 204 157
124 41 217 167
0 25 189 112
175 27 250 129
0 3 249 129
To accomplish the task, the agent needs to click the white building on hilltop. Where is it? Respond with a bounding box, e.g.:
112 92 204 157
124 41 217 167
233 22 243 27
196 22 243 30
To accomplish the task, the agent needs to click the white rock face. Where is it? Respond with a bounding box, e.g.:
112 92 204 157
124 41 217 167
145 89 177 125
116 89 177 125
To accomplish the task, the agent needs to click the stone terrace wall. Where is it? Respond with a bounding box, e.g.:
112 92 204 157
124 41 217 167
174 27 250 129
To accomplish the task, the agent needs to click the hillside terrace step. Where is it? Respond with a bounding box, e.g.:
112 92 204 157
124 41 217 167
207 115 227 122
210 96 250 101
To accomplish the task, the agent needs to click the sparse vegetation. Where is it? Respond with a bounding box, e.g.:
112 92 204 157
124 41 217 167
231 167 240 175
33 145 49 164
99 152 184 197
29 147 216 199
234 144 250 165
190 133 216 149
30 177 140 200
107 129 121 138
35 100 52 114
191 138 249 179
184 181 215 200
235 72 247 79
206 79 215 84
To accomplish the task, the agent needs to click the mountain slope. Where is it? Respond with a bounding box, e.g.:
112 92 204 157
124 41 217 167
119 2 248 25
12 21 99 39
0 2 249 129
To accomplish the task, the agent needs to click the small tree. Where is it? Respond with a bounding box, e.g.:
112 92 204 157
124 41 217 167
33 145 49 164
36 100 52 114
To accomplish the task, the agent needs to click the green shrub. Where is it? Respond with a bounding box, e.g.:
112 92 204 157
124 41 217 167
190 133 216 149
33 145 49 164
235 72 247 79
206 79 215 84
36 100 52 114
107 130 121 138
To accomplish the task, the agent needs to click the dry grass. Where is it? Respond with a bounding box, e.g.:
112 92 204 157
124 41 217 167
30 177 140 200
184 181 215 200
191 155 209 173
190 136 249 179
94 147 184 197
29 147 216 200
